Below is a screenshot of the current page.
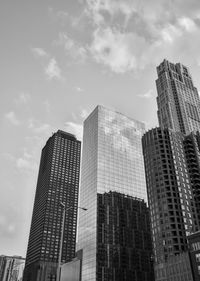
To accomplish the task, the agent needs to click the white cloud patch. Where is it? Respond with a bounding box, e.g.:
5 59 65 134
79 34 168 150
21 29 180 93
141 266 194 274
45 58 62 80
178 17 197 32
138 89 153 99
31 47 49 58
76 87 84 92
15 92 30 105
64 121 83 140
84 0 200 73
80 108 90 119
90 27 146 73
27 118 52 135
5 111 20 126
55 33 87 63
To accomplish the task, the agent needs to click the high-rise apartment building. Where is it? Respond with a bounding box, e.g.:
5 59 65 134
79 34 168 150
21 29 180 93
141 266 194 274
23 130 81 281
142 128 199 264
0 255 25 281
156 59 200 134
77 105 148 281
142 59 200 280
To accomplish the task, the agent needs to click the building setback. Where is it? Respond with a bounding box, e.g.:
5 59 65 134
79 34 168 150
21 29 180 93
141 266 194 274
23 130 81 281
77 105 149 281
97 191 154 281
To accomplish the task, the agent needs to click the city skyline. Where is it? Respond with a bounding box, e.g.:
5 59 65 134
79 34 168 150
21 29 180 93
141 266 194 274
1 0 200 258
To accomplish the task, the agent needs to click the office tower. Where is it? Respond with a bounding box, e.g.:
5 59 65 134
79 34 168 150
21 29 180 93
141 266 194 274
97 191 154 281
156 59 200 134
23 130 81 281
77 105 148 281
0 255 25 281
142 128 199 264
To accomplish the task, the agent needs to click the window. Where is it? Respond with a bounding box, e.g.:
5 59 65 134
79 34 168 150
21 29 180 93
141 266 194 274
196 253 200 262
198 265 200 275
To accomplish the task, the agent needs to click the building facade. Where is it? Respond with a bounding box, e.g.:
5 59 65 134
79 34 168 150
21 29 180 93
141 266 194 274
97 191 154 281
142 128 199 264
23 130 81 281
156 59 200 134
188 231 200 280
142 59 200 280
0 255 25 281
77 105 148 281
154 252 193 281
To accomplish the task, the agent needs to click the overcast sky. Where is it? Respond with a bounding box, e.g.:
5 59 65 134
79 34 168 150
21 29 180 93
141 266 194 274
1 0 200 257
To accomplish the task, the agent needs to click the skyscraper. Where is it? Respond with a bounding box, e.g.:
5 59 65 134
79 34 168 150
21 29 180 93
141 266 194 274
142 59 200 280
23 130 81 281
156 59 200 134
77 105 149 281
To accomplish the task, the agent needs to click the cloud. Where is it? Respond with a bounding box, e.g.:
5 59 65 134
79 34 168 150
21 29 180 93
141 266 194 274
45 58 62 80
5 111 20 126
31 47 49 58
85 0 200 73
178 17 197 32
64 121 83 140
27 118 52 135
55 33 87 63
80 108 90 119
76 87 84 92
15 93 30 105
138 89 153 99
85 0 137 26
90 27 144 73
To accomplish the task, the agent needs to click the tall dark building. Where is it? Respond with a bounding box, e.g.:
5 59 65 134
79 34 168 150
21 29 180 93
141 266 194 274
142 60 200 280
23 130 81 281
97 191 154 281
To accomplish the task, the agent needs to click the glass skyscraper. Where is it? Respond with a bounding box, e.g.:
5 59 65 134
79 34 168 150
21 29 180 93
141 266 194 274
77 105 147 281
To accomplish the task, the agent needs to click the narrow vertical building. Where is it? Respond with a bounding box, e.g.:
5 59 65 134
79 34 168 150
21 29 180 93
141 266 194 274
142 59 200 280
23 130 81 281
156 59 200 134
77 105 151 281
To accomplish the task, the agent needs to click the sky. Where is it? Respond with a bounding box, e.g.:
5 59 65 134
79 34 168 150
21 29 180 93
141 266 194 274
1 0 200 257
